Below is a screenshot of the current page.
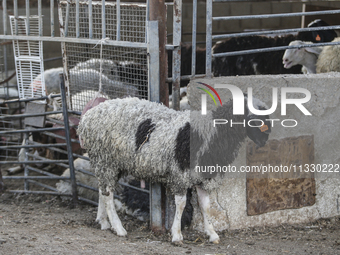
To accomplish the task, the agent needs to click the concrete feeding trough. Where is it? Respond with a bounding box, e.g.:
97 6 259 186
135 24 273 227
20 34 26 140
187 73 340 231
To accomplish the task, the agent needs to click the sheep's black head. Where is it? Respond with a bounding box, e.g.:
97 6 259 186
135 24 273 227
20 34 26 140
245 97 271 148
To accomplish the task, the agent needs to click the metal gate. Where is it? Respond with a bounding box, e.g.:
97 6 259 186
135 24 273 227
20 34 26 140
0 0 160 226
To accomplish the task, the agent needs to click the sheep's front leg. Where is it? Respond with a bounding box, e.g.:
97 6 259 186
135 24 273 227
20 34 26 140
103 189 127 236
171 194 187 243
196 187 220 244
96 189 111 230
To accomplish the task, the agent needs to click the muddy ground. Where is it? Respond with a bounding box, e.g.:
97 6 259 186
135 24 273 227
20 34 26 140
1 192 340 255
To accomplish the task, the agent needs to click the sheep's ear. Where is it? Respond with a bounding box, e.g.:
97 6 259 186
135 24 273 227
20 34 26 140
304 46 322 55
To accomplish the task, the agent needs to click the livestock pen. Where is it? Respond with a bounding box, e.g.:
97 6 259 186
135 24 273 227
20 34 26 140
0 0 340 239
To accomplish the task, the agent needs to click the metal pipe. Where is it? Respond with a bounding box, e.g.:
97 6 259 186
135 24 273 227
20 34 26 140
0 35 147 48
28 180 59 192
0 160 69 165
51 0 55 37
4 94 61 104
89 0 93 39
59 73 78 206
213 40 340 58
8 190 71 196
25 0 30 35
206 0 213 78
191 0 197 78
171 0 182 111
42 131 80 144
213 9 340 21
76 0 80 38
102 0 106 38
0 143 67 149
0 127 64 135
4 176 68 180
116 0 121 40
2 0 8 89
0 111 63 120
14 0 18 35
65 0 70 37
212 25 340 41
38 0 42 36
26 165 61 177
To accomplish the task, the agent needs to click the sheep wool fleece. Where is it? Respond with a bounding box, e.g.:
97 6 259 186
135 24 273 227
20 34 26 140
78 97 245 195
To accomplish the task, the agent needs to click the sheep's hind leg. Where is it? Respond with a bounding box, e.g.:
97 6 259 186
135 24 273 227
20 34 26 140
171 194 187 243
103 188 127 236
196 187 220 244
96 189 111 230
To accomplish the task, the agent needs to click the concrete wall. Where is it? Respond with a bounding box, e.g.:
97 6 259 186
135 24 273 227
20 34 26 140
187 73 340 231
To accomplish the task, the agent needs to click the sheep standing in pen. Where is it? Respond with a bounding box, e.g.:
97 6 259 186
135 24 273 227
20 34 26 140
282 40 323 74
282 38 340 74
72 58 118 79
78 96 271 243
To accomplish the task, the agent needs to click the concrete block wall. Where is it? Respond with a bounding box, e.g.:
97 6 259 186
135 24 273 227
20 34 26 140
187 73 340 231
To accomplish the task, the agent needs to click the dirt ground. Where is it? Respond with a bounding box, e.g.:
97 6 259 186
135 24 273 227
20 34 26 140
0 192 340 255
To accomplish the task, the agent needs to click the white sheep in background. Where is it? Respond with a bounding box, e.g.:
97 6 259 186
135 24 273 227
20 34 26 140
282 41 323 74
282 38 340 74
78 96 271 244
72 58 118 79
315 37 340 73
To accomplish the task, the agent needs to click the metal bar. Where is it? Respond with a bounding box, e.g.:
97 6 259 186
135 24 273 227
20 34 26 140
51 0 55 37
4 176 68 180
166 74 206 83
28 180 59 192
76 0 80 38
212 25 340 41
102 0 106 38
65 1 70 37
150 182 162 232
14 0 18 35
116 0 121 40
78 197 98 206
0 111 63 120
38 0 42 36
171 0 182 111
76 182 98 192
0 144 67 149
8 190 70 196
89 0 93 39
118 181 150 194
191 0 197 78
2 0 8 89
59 73 78 206
0 35 147 48
25 0 30 35
24 132 29 191
26 165 61 177
206 0 213 78
301 3 306 28
213 9 340 21
42 131 80 144
213 41 340 58
0 160 68 165
3 94 60 104
147 21 160 103
0 127 64 135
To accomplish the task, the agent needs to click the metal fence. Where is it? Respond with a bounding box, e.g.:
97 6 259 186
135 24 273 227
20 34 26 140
0 0 156 211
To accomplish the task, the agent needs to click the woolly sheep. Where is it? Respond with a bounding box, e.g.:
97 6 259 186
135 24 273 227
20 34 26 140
316 37 340 73
212 19 337 76
282 40 323 74
78 96 271 243
72 58 118 79
282 38 340 74
31 68 138 98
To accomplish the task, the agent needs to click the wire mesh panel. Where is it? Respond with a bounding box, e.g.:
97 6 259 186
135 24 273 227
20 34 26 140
59 1 148 111
9 15 45 99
